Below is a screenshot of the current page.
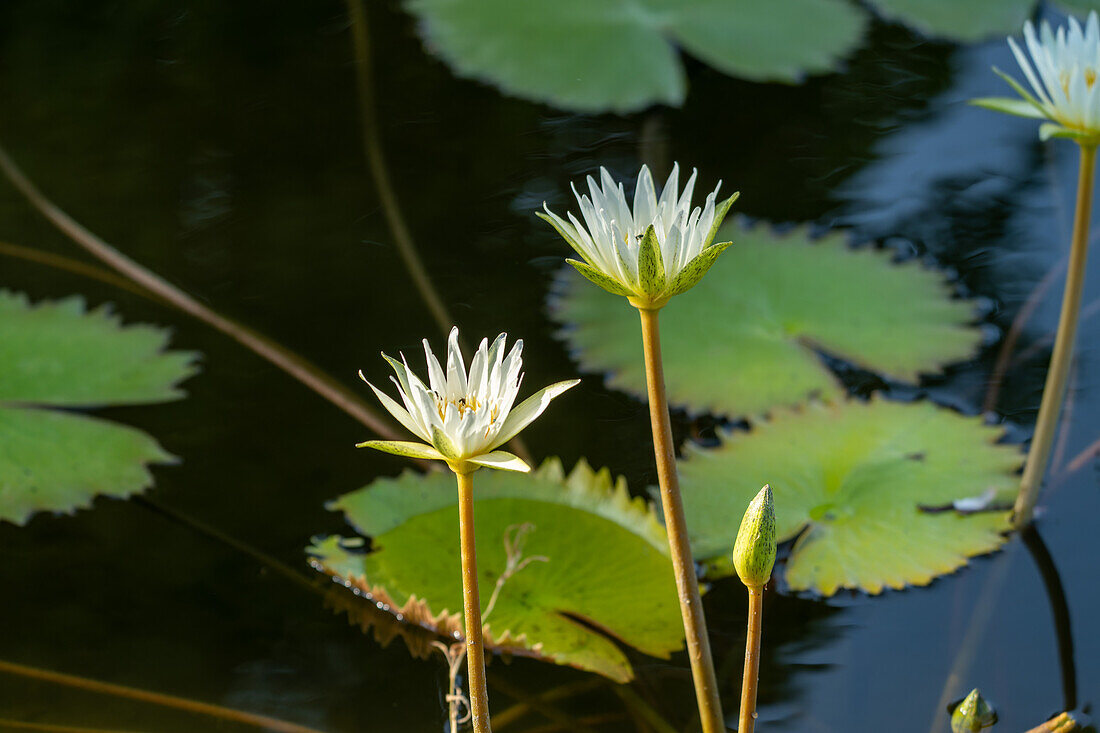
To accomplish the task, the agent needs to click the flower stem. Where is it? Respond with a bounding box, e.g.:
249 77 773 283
456 470 492 732
738 587 764 733
636 307 725 733
1015 142 1097 528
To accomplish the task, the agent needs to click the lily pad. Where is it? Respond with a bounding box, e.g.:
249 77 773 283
677 399 1022 595
549 219 981 419
308 458 683 682
868 0 1033 41
404 0 866 113
0 291 197 524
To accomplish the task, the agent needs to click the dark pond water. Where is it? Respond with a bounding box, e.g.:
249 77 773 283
0 1 1097 731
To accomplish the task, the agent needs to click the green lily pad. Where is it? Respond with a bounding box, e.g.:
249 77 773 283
0 291 197 524
404 0 866 113
868 0 1032 41
309 458 683 682
677 399 1022 596
549 219 981 419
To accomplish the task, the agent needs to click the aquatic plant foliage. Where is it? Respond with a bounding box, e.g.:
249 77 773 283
308 458 683 681
550 219 981 419
402 0 865 112
677 399 1022 595
0 291 197 524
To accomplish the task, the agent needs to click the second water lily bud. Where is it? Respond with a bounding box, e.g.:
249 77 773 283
951 689 997 732
733 485 776 589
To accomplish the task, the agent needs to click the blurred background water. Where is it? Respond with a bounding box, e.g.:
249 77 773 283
0 1 1097 731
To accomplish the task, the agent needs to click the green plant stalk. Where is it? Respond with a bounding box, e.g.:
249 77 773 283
738 586 764 733
456 469 492 732
637 307 725 733
1015 142 1097 527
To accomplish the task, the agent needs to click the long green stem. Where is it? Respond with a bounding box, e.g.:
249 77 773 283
1015 143 1097 527
637 307 725 733
456 470 492 732
737 587 763 733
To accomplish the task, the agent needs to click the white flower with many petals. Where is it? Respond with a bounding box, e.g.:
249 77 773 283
359 327 578 473
539 163 739 309
975 12 1100 142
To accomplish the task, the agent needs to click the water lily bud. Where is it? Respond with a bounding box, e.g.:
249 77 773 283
733 485 776 589
951 689 997 732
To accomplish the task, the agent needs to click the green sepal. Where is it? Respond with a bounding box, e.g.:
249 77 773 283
969 97 1047 119
667 241 733 297
429 425 461 460
992 66 1050 117
703 192 740 249
356 440 445 461
536 211 593 265
1039 122 1100 145
636 225 666 298
566 258 635 297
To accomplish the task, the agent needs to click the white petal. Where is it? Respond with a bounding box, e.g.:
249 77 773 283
444 326 467 396
364 378 431 442
493 379 580 447
467 451 530 473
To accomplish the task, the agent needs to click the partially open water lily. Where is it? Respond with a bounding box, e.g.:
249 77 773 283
358 326 578 473
974 12 1100 144
539 163 739 309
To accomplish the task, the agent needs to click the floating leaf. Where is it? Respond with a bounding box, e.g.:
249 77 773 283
404 0 866 113
677 399 1021 595
867 0 1032 41
549 220 981 419
0 291 197 524
309 458 683 682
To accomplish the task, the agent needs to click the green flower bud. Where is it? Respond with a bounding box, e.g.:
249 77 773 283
951 689 996 732
733 485 776 589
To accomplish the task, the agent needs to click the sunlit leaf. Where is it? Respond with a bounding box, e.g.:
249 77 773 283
0 407 173 525
0 291 197 524
404 0 866 113
677 399 1022 596
308 458 683 682
549 219 981 419
868 0 1033 41
0 291 197 406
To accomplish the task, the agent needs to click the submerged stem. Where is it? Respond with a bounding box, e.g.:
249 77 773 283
636 307 725 733
738 587 764 733
1015 142 1097 527
456 470 492 732
0 659 326 733
0 143 405 447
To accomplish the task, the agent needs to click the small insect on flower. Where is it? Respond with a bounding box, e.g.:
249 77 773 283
973 11 1100 144
357 326 579 475
539 163 740 310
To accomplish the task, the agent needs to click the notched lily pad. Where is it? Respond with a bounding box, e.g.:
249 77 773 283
404 0 866 113
0 291 198 524
868 0 1033 41
549 219 981 419
677 398 1022 596
308 458 683 682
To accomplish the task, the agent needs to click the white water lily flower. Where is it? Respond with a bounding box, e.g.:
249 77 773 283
974 11 1100 143
358 327 578 473
538 163 739 309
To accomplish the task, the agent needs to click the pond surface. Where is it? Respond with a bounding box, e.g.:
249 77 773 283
0 1 1097 731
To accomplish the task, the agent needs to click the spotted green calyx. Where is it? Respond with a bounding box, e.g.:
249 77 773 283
951 689 997 732
732 484 776 589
